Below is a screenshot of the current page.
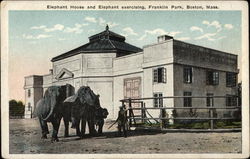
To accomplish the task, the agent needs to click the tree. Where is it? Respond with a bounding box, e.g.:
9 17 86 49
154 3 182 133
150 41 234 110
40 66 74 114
9 99 25 117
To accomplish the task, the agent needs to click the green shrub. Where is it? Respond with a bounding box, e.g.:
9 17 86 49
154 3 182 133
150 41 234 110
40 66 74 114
193 123 203 129
203 122 210 129
9 99 25 117
142 120 241 129
215 121 227 128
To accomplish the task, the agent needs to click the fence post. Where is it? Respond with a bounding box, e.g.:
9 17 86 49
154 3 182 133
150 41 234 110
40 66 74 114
128 98 132 126
141 101 144 124
210 107 214 130
143 102 147 124
31 106 33 118
160 108 163 130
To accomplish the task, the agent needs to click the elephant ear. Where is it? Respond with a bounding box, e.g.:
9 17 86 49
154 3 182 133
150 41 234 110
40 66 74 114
84 87 98 106
43 88 51 101
64 95 78 103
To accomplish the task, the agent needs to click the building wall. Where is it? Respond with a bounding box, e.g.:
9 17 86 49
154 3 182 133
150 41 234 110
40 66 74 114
24 36 238 121
143 39 174 64
113 73 143 119
52 54 83 81
24 87 34 118
51 52 116 119
24 76 43 118
113 52 144 118
42 73 53 94
172 40 238 118
143 64 174 120
83 53 116 77
142 39 175 119
173 40 237 72
173 64 237 118
86 77 114 118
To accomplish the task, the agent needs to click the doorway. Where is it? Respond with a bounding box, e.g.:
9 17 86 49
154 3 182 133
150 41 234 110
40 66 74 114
124 77 141 115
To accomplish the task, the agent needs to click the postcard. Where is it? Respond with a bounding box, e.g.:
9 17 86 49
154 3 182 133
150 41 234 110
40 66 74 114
1 1 249 158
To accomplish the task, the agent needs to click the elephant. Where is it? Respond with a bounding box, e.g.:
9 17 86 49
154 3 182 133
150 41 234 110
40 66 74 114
34 85 73 142
94 107 109 134
63 86 101 138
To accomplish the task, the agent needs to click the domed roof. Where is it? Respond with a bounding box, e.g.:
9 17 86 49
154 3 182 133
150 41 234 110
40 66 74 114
51 25 142 62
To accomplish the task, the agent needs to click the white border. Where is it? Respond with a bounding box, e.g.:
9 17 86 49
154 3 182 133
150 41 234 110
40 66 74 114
1 1 249 158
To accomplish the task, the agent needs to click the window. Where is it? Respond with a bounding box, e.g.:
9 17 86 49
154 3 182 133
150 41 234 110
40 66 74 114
28 103 31 111
226 72 237 87
153 67 166 83
226 95 237 107
28 89 31 97
206 93 214 107
183 92 192 107
206 70 219 85
183 67 193 83
153 93 163 107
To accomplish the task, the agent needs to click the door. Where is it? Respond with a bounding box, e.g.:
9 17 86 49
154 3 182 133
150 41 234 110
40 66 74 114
124 77 141 115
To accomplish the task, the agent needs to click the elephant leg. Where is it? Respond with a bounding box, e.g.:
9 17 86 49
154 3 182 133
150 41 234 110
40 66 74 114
80 118 87 138
39 117 49 139
88 115 97 136
75 119 81 137
51 118 61 142
63 117 69 137
98 120 104 134
87 120 95 136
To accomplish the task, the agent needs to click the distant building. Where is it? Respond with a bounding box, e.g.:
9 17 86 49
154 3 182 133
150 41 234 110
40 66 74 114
24 26 238 119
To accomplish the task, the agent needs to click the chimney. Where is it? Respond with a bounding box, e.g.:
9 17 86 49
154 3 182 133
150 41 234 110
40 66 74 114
157 35 173 43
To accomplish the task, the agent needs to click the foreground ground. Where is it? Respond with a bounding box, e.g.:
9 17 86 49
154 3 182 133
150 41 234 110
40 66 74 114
9 119 241 154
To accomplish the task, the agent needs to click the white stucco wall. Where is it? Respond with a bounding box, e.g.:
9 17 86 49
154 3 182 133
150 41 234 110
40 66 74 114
51 53 116 119
142 64 174 120
143 39 173 64
52 54 83 82
42 74 53 94
113 73 143 119
113 52 144 119
173 64 238 117
142 39 175 120
24 76 43 118
83 53 116 77
24 36 238 121
173 40 238 73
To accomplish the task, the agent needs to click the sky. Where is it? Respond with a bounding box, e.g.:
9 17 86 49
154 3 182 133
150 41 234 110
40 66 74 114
8 10 242 102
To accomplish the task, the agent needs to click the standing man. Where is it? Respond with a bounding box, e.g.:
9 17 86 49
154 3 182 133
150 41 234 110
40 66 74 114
117 105 128 137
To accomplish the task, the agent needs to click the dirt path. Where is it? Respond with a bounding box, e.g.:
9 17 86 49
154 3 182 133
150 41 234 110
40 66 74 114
9 119 241 154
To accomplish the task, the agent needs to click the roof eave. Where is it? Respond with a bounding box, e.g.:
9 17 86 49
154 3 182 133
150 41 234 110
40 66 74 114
51 49 118 62
51 48 142 62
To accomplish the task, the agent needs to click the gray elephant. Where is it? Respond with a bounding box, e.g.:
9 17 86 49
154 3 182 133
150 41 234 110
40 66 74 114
64 86 101 138
34 85 73 142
